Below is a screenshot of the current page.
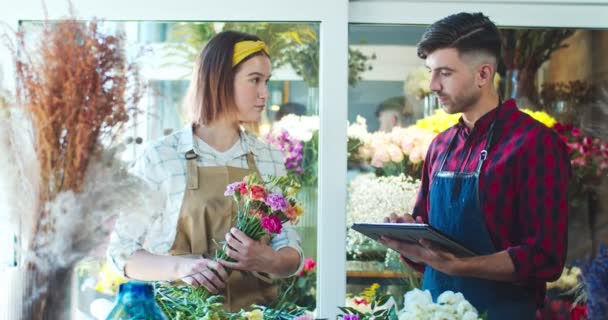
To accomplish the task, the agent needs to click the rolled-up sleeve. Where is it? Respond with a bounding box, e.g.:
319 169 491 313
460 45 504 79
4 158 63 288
507 129 571 283
107 145 167 276
270 221 305 275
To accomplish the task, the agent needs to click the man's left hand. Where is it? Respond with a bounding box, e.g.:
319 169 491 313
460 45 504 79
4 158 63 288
379 236 463 276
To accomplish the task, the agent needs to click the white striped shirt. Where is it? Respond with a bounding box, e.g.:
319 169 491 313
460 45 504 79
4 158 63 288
107 126 303 276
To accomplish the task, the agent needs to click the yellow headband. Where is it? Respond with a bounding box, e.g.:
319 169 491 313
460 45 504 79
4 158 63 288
232 40 269 67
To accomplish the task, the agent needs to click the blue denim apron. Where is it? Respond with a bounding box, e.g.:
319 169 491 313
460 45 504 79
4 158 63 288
421 106 536 320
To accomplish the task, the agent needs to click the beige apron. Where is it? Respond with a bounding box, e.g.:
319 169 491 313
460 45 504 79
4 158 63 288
169 149 277 311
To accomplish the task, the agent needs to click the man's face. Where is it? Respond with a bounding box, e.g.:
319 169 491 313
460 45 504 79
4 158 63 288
426 48 481 114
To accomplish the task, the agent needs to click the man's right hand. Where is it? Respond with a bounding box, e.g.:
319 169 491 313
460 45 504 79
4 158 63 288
384 212 424 224
382 212 424 264
174 256 228 293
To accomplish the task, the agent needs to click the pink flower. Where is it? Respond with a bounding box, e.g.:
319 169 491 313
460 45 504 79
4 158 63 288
261 215 282 234
237 183 248 196
303 258 316 272
250 184 266 201
371 147 390 167
297 257 317 276
572 127 581 137
583 136 593 145
225 181 246 196
285 205 298 222
387 144 404 163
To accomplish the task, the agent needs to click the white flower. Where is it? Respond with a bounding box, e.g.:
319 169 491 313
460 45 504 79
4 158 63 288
455 300 477 316
387 144 404 163
437 291 464 306
431 310 456 320
403 288 433 309
462 311 481 320
271 114 319 141
346 173 420 252
397 289 480 320
348 115 370 142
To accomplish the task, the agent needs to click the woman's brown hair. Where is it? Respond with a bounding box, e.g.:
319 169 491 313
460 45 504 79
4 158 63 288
185 30 269 126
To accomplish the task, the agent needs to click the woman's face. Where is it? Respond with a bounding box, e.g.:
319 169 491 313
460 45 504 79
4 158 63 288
233 54 272 123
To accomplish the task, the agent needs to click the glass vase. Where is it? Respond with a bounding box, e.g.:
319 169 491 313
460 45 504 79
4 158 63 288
105 282 167 320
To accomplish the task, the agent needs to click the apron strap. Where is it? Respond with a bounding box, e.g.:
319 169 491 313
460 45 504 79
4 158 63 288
245 152 256 170
438 100 503 175
185 150 199 190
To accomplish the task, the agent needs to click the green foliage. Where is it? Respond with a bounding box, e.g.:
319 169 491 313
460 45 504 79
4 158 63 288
154 281 308 320
277 271 317 311
165 22 374 87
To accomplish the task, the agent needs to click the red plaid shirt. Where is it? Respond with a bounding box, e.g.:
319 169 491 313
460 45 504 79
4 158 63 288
411 99 571 307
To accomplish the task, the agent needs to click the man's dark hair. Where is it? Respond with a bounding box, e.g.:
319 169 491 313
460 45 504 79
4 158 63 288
417 12 501 61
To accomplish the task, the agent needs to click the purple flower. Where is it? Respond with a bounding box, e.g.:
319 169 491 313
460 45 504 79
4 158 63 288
224 181 243 196
265 193 287 211
265 130 304 176
343 315 360 320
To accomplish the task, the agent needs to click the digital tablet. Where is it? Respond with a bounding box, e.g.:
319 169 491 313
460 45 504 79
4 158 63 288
351 223 478 257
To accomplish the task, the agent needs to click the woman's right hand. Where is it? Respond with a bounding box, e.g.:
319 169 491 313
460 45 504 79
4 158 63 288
383 212 424 224
174 256 229 293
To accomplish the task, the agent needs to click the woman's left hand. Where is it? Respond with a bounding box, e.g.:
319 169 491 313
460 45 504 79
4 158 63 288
219 228 277 273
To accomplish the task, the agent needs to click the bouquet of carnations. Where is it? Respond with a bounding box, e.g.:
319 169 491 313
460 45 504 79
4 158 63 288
223 173 304 243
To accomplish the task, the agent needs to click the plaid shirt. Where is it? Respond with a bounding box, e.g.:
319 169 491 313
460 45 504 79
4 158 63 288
108 126 303 276
412 99 571 307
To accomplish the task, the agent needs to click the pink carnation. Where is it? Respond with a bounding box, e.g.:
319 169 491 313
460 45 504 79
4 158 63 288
261 215 282 234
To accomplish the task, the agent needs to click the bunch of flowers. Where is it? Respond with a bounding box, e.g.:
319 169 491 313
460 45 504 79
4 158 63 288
266 130 304 175
223 173 304 246
397 289 483 320
413 109 460 133
553 122 608 209
267 115 368 186
339 283 397 320
366 126 435 178
267 115 319 187
347 173 419 257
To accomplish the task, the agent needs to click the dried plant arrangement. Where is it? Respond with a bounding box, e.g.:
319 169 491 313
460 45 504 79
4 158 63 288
0 6 161 319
